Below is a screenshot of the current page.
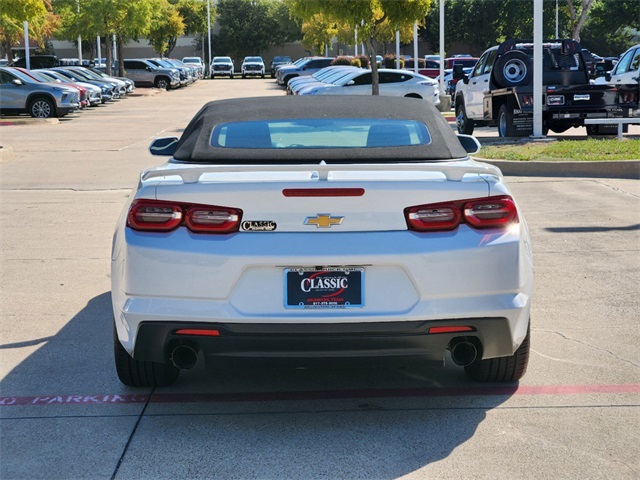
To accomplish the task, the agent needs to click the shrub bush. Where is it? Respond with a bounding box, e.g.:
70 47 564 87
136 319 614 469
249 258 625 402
404 58 425 69
331 56 353 66
383 54 404 69
356 55 370 69
350 58 362 68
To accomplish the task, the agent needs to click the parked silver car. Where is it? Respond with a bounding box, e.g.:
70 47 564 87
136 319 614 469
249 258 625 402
122 59 180 90
0 66 79 118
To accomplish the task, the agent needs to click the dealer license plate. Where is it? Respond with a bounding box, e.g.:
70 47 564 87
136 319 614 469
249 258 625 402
284 267 364 309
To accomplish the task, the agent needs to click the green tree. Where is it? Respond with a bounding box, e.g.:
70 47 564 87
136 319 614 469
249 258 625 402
286 0 432 94
420 0 562 56
53 0 155 74
147 0 185 57
566 0 597 42
214 0 300 60
1 0 58 59
580 0 639 55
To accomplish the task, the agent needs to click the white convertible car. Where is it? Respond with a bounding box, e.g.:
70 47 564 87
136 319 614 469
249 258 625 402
111 96 532 387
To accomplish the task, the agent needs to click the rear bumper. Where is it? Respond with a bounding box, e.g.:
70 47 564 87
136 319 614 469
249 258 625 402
131 317 517 365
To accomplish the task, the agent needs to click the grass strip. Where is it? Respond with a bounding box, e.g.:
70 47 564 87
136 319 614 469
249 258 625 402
475 138 640 162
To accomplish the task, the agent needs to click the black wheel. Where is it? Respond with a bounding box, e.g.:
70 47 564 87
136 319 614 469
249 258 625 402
242 73 246 79
113 321 179 387
493 50 532 88
155 77 170 90
498 104 515 137
29 97 55 118
465 324 530 382
456 102 474 135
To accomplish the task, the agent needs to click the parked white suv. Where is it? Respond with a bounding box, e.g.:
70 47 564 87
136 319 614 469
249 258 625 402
241 56 265 78
211 56 234 79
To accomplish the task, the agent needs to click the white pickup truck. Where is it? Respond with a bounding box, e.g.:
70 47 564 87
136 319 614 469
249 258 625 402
454 39 636 137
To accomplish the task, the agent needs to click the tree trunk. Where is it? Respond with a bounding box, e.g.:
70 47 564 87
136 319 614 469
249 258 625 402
117 35 124 77
566 0 596 43
105 33 113 76
365 38 379 96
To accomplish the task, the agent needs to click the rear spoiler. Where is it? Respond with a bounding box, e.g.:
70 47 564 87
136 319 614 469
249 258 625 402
141 159 502 184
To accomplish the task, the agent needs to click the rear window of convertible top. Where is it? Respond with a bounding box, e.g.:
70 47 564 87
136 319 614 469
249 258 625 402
210 118 431 149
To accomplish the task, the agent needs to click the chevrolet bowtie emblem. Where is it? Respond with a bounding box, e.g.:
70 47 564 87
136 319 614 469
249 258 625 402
304 214 344 228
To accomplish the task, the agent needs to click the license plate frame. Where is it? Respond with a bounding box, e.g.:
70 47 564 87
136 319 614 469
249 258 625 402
284 267 364 309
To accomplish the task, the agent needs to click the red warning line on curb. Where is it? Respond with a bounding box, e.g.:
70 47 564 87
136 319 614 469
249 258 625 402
1 384 639 407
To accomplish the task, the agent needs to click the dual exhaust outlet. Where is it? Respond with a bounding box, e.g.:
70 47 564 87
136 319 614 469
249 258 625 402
170 337 480 369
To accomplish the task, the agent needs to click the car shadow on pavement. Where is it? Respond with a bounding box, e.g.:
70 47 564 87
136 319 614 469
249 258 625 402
545 223 640 233
1 292 516 479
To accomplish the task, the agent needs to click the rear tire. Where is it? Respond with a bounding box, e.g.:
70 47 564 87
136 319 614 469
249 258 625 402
456 102 474 135
498 104 515 137
113 321 179 387
465 324 530 382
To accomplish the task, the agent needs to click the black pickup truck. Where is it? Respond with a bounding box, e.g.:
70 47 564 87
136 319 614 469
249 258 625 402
454 40 636 136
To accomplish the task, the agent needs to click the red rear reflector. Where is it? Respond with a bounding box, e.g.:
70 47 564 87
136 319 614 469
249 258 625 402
175 329 220 337
428 326 475 334
283 188 365 197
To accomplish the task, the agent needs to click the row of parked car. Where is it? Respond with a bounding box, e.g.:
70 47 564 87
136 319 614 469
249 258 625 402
0 65 135 118
273 57 441 105
0 56 204 118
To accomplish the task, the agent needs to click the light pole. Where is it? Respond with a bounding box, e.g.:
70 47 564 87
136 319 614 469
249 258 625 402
207 0 212 77
439 0 445 95
533 0 544 137
413 21 418 73
556 0 559 39
24 22 30 69
77 0 82 62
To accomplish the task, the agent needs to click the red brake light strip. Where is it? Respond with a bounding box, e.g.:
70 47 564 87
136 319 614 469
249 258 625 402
283 188 365 197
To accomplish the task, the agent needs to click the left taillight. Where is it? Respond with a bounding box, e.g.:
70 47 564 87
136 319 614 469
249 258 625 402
127 199 242 234
405 195 518 232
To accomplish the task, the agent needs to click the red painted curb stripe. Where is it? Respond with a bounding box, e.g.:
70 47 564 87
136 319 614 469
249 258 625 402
1 384 638 407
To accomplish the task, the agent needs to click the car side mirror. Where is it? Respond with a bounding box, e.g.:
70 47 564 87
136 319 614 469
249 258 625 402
149 137 179 156
604 73 611 82
12 79 24 86
462 76 470 84
452 64 465 80
347 80 355 86
457 134 481 155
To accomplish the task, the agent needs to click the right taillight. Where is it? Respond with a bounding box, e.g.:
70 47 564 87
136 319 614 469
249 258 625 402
127 199 242 234
405 195 518 232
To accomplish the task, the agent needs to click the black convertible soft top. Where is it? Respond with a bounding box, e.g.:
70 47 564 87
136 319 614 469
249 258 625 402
172 96 468 163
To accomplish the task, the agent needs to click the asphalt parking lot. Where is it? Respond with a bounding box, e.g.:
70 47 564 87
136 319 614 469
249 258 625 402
1 79 639 479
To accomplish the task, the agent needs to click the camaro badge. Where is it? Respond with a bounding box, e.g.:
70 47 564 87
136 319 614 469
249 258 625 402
304 214 344 228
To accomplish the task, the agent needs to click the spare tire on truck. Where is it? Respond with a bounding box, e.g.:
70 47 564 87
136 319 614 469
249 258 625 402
493 50 532 88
